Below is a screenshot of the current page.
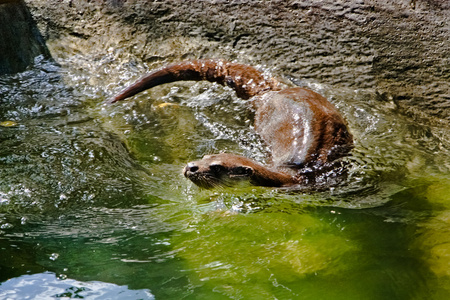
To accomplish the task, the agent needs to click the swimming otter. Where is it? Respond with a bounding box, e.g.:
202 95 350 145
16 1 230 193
183 153 295 189
109 59 353 188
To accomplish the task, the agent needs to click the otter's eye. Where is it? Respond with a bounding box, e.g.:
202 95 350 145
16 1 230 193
233 166 253 176
210 164 226 174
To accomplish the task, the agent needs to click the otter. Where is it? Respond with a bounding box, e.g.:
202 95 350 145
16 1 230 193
109 59 353 189
183 153 295 189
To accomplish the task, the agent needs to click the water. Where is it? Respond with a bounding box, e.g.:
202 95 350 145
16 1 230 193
0 38 449 299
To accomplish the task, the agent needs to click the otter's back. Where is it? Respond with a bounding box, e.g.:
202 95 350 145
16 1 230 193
254 87 353 168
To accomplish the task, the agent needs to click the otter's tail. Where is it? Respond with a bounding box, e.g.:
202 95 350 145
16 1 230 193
108 59 279 103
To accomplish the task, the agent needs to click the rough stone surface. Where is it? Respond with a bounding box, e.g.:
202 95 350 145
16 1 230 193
0 0 50 75
25 0 449 124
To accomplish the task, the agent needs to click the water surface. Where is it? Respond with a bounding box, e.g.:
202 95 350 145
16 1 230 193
0 40 449 299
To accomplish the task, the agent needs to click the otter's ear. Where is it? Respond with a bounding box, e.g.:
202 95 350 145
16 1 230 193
234 166 253 176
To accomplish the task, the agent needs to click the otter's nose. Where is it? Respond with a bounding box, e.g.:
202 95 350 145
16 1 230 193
183 162 199 177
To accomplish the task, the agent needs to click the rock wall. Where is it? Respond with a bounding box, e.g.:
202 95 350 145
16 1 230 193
25 0 449 123
0 0 50 75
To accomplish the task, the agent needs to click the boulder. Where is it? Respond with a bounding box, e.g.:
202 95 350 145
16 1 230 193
25 0 450 123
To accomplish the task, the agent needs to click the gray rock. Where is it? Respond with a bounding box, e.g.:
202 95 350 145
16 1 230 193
0 0 50 75
25 0 450 123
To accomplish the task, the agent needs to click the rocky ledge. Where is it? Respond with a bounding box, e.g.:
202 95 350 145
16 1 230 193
25 0 450 124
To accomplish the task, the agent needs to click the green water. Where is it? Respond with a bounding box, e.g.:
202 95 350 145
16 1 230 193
1 42 450 299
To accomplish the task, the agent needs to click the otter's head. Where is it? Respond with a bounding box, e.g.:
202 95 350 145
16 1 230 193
183 153 256 189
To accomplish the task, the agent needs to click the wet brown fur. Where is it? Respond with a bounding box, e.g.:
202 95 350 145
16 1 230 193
109 59 353 188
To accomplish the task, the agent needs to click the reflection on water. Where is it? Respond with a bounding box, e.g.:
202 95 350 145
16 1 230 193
0 272 154 299
0 38 449 299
